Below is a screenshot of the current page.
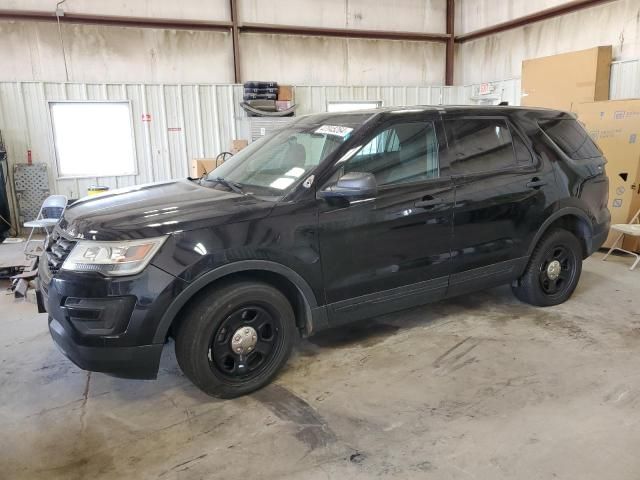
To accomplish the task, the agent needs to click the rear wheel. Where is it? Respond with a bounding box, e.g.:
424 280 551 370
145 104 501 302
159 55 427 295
175 281 296 398
512 228 583 307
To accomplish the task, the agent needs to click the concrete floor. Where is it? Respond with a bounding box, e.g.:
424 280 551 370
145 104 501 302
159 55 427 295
1 251 639 479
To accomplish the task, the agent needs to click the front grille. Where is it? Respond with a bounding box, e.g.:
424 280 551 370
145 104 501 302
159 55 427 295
46 229 76 274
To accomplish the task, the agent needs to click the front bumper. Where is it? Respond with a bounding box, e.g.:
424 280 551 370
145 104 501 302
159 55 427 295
39 256 185 379
49 317 164 379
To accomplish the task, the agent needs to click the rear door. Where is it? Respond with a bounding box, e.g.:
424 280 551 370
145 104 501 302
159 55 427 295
443 115 553 296
318 114 455 325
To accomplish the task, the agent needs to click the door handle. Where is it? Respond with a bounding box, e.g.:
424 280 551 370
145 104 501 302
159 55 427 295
415 197 444 208
526 179 547 189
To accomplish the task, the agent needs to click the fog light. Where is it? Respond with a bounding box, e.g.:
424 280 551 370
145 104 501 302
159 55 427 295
63 296 136 336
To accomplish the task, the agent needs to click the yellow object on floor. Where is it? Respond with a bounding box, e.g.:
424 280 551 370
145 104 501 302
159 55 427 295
87 185 109 196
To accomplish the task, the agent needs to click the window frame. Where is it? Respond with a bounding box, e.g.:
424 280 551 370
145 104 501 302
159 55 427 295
337 117 445 191
509 121 535 165
443 115 534 177
48 100 138 180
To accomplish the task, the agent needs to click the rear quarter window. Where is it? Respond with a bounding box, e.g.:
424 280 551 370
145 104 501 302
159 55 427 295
538 118 601 160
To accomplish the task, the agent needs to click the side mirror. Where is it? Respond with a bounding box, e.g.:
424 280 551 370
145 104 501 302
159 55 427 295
318 172 377 199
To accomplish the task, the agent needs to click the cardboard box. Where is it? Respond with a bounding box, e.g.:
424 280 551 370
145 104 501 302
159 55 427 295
572 99 640 251
277 85 293 101
231 139 248 154
522 46 612 111
190 159 218 178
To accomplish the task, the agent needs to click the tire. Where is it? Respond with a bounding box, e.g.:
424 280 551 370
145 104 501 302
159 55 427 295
512 228 583 307
175 281 296 398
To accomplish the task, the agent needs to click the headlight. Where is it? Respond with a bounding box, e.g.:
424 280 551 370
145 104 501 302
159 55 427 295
61 237 167 276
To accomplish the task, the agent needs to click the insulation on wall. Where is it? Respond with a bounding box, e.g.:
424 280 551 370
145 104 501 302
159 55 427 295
455 0 640 85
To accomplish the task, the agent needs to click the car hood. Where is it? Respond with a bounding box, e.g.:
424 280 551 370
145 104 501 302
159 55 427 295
58 179 276 241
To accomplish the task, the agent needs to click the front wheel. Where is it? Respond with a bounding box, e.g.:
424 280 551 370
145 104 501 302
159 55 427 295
512 228 583 307
175 281 296 398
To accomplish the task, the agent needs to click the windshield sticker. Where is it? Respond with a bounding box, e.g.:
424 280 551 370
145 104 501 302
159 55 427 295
315 125 353 138
285 167 305 178
270 177 296 190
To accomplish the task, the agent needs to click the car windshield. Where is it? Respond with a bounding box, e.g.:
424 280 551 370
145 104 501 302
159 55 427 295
205 117 367 197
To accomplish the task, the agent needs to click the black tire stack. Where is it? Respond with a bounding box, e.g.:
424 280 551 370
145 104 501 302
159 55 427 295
243 81 278 113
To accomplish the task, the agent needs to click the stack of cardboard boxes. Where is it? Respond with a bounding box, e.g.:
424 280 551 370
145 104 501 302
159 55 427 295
242 82 294 113
572 101 640 251
522 46 640 252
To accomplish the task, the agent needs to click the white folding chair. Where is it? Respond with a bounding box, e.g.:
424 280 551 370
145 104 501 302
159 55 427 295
602 208 640 271
23 194 68 256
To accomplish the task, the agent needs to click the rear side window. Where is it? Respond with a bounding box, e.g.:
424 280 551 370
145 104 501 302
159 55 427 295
538 118 601 160
444 118 517 175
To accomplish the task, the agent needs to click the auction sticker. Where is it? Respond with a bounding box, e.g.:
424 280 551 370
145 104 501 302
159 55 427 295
315 125 353 138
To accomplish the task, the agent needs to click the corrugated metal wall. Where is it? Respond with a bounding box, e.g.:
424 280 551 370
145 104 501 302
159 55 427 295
292 85 457 114
453 79 523 107
609 59 640 100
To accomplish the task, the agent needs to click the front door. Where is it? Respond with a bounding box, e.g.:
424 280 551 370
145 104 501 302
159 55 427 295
317 116 455 326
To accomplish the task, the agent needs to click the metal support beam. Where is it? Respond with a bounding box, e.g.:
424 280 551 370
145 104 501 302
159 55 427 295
455 0 617 43
239 23 450 43
0 10 233 31
229 0 241 84
445 0 455 86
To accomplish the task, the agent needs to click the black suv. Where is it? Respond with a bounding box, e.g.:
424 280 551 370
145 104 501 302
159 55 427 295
38 106 610 398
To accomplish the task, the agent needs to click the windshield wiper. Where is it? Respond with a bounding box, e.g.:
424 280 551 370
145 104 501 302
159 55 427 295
209 176 245 195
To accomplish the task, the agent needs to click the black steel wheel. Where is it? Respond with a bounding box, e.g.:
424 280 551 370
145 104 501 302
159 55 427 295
512 228 582 307
538 245 575 295
175 281 295 398
208 305 284 384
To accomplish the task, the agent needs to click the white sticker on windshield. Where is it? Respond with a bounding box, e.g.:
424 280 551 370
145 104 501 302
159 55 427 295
285 167 305 178
315 125 353 138
270 177 296 190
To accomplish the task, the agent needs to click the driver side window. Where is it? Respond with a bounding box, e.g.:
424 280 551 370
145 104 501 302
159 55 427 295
344 121 440 186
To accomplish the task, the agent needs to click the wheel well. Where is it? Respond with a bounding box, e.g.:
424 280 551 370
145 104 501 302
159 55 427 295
543 214 592 258
168 270 311 339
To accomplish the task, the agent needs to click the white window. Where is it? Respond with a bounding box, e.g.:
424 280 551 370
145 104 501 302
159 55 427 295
326 101 382 113
50 102 136 178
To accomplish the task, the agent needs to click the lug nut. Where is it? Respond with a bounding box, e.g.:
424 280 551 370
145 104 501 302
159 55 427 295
244 328 250 334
